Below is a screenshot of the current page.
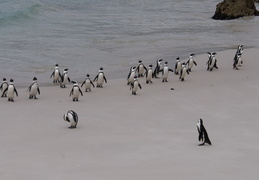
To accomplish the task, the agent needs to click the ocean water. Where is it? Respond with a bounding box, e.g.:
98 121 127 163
0 0 259 86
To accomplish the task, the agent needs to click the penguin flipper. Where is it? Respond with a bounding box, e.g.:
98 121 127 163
81 81 85 87
91 81 95 88
2 88 8 97
138 83 142 89
169 69 174 72
93 75 98 82
14 87 18 97
50 71 54 79
104 76 107 83
193 61 197 66
37 87 40 95
70 89 74 96
79 88 83 96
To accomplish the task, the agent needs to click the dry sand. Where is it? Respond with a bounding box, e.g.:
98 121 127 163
1 48 259 180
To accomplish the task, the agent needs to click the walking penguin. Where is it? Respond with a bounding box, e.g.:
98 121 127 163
197 118 212 146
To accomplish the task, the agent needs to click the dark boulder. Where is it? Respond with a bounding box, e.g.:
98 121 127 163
212 0 259 20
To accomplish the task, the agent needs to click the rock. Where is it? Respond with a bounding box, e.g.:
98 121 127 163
212 0 259 20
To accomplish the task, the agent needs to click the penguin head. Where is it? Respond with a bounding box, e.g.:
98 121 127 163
176 57 180 61
164 61 168 65
3 77 6 81
86 74 90 77
63 113 69 122
198 118 203 125
71 80 78 85
10 78 14 83
131 66 136 71
157 59 163 63
148 64 153 69
64 68 68 71
138 60 142 64
190 53 195 57
33 77 37 81
99 67 103 72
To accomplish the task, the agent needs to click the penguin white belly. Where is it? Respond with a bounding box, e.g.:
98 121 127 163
209 58 215 69
176 64 181 73
72 87 80 98
63 74 69 84
97 74 104 86
163 68 169 79
54 70 59 81
30 84 38 96
181 69 187 79
189 60 194 69
128 72 135 84
2 84 8 92
7 86 14 98
146 70 152 81
139 65 144 75
67 113 76 126
85 80 91 89
133 81 139 92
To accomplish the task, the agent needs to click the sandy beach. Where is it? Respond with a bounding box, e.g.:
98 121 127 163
1 48 259 180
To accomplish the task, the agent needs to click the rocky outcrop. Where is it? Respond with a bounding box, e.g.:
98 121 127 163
212 0 259 20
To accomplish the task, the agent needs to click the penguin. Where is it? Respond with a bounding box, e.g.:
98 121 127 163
136 60 147 77
81 74 95 92
233 53 242 70
197 118 212 146
153 58 163 78
206 52 218 71
186 53 197 72
145 64 153 84
2 78 18 102
174 57 182 75
93 67 107 88
63 110 78 129
60 68 70 88
0 78 8 98
127 66 136 85
233 45 243 63
27 77 40 99
50 64 62 84
179 62 189 81
70 80 83 101
159 61 174 82
130 76 142 95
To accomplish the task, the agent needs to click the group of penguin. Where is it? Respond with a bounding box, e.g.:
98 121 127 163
50 64 107 101
0 45 244 145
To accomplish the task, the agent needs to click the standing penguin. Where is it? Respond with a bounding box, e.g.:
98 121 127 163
145 64 153 84
233 45 243 63
174 57 182 75
206 52 218 71
60 68 70 88
70 80 83 101
130 76 142 95
50 64 62 84
136 60 147 77
63 110 78 128
179 62 189 81
186 53 197 72
197 118 212 146
159 61 174 82
233 53 242 70
153 58 163 78
81 74 95 92
27 77 40 99
127 66 136 85
2 78 18 102
93 67 107 88
0 78 8 97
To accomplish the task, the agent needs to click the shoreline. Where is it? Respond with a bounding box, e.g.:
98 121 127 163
5 46 255 88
